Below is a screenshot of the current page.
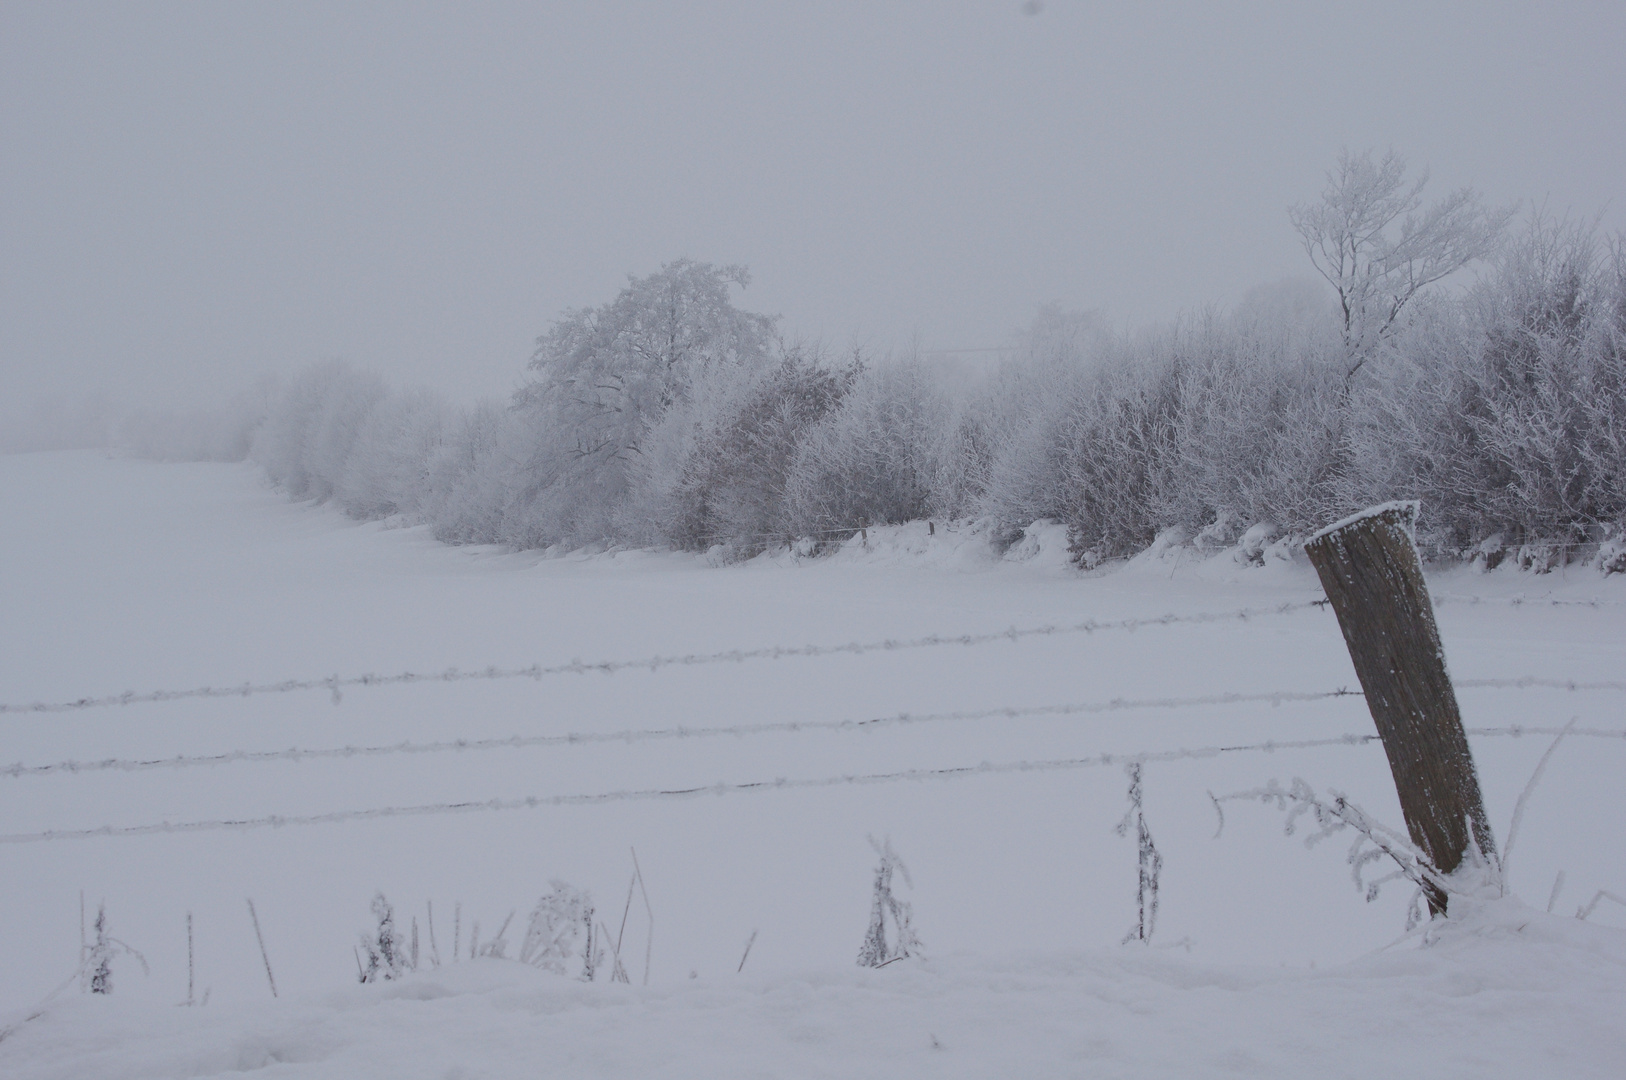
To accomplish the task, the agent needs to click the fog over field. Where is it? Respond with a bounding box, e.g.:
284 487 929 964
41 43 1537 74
3 2 1622 420
3 4 1625 1077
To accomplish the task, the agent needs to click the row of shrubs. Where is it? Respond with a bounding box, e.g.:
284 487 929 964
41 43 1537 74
118 216 1625 570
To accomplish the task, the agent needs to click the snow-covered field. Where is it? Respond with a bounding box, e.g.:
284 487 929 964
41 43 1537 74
2 450 1624 1077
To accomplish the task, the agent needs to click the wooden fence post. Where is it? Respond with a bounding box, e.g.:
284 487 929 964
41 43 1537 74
1304 501 1495 915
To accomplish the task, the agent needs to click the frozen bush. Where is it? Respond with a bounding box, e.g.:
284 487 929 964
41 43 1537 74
786 356 951 537
517 881 596 979
251 360 387 501
337 387 449 520
421 400 529 545
628 346 855 553
358 893 408 983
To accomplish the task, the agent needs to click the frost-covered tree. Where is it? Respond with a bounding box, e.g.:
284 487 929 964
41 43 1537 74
627 345 855 553
1290 149 1513 384
507 261 778 546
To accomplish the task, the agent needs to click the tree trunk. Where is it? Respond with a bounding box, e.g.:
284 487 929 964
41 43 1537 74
1305 501 1495 915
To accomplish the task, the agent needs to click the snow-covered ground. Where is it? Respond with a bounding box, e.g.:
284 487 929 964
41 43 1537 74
2 450 1624 1077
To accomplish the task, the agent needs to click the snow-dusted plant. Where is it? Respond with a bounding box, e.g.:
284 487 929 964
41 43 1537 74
518 881 597 978
857 837 923 967
82 903 147 995
1116 762 1163 945
358 892 409 983
477 911 515 960
1212 778 1501 929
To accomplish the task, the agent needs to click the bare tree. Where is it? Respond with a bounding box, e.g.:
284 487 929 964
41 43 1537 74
1290 149 1514 384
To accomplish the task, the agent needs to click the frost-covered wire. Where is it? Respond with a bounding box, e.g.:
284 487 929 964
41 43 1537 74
1434 594 1624 608
0 600 1328 716
1457 677 1626 693
6 723 1622 845
1 689 1366 780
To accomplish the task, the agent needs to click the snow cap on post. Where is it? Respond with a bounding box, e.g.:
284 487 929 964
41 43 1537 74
1310 499 1419 546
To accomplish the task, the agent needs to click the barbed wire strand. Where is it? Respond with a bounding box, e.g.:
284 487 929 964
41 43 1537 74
2 689 1367 780
1435 594 1623 609
4 723 1620 846
1457 677 1626 693
0 601 1328 716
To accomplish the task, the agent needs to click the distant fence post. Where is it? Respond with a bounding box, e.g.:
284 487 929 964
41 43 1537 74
1304 501 1496 916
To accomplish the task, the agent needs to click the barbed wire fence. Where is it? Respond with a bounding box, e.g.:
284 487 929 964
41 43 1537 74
4 588 1623 978
2 722 1621 847
4 592 1623 843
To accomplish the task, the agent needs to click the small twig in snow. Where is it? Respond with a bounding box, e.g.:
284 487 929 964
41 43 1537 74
1577 891 1626 921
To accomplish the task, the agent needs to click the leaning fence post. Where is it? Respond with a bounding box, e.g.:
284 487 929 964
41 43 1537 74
1304 501 1496 916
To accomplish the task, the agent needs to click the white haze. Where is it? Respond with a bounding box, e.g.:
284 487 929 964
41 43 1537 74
3 1 1623 425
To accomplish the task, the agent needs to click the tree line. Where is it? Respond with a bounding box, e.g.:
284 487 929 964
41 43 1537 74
121 152 1626 570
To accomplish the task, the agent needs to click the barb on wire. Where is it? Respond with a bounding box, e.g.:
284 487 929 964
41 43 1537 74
2 689 1366 780
0 601 1328 716
3 722 1622 846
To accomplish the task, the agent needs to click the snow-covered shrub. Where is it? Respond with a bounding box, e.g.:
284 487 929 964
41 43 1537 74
1052 346 1185 562
250 360 387 502
337 387 449 520
1462 218 1626 548
517 881 597 978
227 215 1622 567
250 362 452 522
1161 305 1345 538
973 310 1194 562
1598 526 1626 574
973 307 1112 531
1347 217 1626 555
357 892 409 983
419 400 529 545
786 357 952 538
626 346 855 554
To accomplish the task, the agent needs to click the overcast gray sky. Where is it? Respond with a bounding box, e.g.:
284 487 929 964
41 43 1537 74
3 1 1622 412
